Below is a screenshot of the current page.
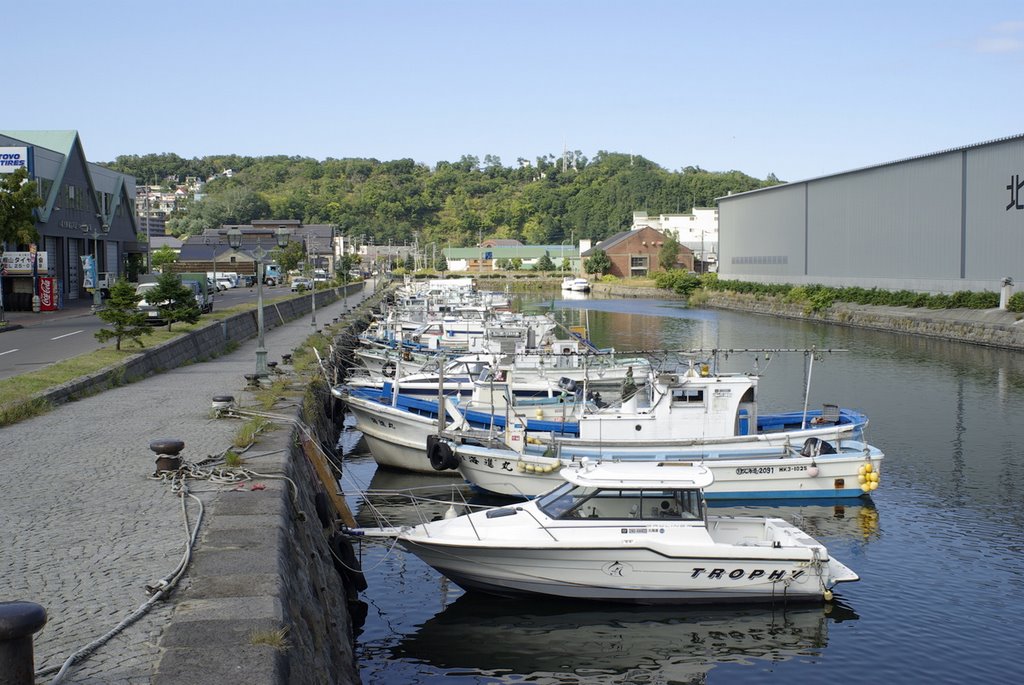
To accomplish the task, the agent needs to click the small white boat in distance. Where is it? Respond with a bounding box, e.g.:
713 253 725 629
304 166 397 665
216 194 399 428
561 276 591 292
352 461 858 604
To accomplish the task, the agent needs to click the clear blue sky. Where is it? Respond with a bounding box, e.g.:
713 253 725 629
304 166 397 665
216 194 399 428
11 0 1024 182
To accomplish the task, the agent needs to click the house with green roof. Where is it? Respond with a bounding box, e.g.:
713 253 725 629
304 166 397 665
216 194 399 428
1 130 140 309
443 242 580 272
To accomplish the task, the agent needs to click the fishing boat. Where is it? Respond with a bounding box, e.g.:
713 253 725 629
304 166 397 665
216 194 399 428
351 461 858 604
337 355 879 494
450 434 883 500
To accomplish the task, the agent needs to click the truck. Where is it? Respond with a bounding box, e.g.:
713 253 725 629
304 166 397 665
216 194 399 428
263 263 283 286
136 273 214 324
180 273 215 313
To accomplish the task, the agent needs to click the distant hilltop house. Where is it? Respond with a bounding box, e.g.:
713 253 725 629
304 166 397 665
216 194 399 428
582 225 694 278
631 209 718 271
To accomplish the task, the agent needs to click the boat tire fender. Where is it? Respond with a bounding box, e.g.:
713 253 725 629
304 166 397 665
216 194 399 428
329 532 368 593
382 361 396 378
427 434 459 471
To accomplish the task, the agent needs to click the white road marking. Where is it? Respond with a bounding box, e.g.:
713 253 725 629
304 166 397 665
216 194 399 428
0 349 19 357
51 330 84 341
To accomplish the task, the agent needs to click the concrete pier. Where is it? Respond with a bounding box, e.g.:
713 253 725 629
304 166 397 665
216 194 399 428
0 282 376 684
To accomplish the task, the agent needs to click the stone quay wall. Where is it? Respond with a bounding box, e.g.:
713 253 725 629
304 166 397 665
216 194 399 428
152 379 363 684
702 291 1024 351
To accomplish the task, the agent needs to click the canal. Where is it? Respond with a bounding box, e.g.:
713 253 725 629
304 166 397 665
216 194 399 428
341 294 1024 684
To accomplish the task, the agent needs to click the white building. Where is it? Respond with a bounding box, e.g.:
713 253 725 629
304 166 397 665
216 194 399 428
631 209 718 268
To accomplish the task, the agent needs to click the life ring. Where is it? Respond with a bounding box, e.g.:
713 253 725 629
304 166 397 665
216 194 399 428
382 361 396 378
427 434 459 471
562 348 572 356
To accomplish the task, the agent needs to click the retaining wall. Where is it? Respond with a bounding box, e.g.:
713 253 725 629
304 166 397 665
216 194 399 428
703 292 1024 351
35 283 365 408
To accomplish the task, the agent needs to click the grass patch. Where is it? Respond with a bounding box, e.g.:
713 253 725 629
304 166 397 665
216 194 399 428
291 332 332 374
249 626 290 652
0 397 53 427
224 450 244 467
0 348 137 407
233 416 273 448
254 378 293 410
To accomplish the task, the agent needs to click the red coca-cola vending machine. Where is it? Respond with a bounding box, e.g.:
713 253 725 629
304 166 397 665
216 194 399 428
38 277 59 311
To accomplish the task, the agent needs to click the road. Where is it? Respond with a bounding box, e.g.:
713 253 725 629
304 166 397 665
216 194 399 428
0 283 292 381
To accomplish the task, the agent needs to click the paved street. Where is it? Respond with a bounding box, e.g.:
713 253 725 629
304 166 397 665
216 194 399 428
0 282 373 684
0 283 294 380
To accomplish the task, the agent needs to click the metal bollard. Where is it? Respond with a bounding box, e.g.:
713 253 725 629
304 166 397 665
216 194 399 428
0 601 47 685
150 438 185 472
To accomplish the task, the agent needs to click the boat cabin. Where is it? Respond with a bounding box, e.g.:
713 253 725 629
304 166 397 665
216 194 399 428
576 365 759 442
535 462 713 522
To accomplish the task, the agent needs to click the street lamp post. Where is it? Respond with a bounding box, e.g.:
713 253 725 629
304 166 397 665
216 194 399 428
308 237 317 327
82 221 110 310
228 227 289 377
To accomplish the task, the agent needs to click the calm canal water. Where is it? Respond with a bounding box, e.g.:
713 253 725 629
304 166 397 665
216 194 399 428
340 294 1024 684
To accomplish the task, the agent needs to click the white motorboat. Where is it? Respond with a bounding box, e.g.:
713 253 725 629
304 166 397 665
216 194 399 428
352 461 858 604
562 276 591 292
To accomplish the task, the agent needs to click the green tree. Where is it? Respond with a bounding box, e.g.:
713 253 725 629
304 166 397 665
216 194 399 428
584 250 612 275
337 253 360 279
560 257 571 272
535 253 555 271
150 245 178 272
509 257 522 271
95 279 152 350
0 167 42 248
435 252 448 273
495 257 510 270
404 252 415 271
658 236 681 271
146 272 201 331
272 241 306 275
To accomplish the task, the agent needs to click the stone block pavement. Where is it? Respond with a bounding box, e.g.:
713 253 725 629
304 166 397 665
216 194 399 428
0 283 374 684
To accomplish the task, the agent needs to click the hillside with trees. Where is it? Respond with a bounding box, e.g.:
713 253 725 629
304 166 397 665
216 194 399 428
106 152 780 247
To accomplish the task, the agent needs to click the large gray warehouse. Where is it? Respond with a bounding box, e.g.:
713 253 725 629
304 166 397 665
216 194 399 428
717 134 1024 294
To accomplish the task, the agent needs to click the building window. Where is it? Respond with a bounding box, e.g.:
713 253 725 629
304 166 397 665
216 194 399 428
630 254 649 277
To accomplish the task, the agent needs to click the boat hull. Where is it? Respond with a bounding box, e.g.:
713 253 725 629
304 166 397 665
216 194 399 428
455 441 883 500
397 529 851 604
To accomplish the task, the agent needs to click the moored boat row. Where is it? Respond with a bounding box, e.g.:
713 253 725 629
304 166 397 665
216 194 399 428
338 282 881 605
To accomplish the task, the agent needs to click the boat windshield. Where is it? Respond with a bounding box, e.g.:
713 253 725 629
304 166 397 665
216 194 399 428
537 483 704 521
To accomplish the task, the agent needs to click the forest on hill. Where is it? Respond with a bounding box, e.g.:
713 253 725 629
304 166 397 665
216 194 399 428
105 151 781 248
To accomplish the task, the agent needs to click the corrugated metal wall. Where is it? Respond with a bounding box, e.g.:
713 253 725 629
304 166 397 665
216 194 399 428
965 140 1024 280
719 135 1024 292
719 183 806 278
807 154 962 279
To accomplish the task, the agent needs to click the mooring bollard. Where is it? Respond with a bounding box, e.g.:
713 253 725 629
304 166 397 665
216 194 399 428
0 601 47 685
149 438 185 473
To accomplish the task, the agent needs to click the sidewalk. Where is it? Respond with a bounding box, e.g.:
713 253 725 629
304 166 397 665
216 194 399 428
0 297 97 332
0 283 375 684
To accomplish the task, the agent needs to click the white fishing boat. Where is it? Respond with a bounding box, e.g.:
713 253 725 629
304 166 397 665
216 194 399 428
452 435 883 500
338 354 880 498
352 461 858 604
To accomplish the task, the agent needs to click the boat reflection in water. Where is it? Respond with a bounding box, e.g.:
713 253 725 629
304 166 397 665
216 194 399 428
392 594 858 683
709 499 882 542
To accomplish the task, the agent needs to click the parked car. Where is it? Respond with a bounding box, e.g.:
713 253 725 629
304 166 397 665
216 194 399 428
291 276 313 292
215 277 234 291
